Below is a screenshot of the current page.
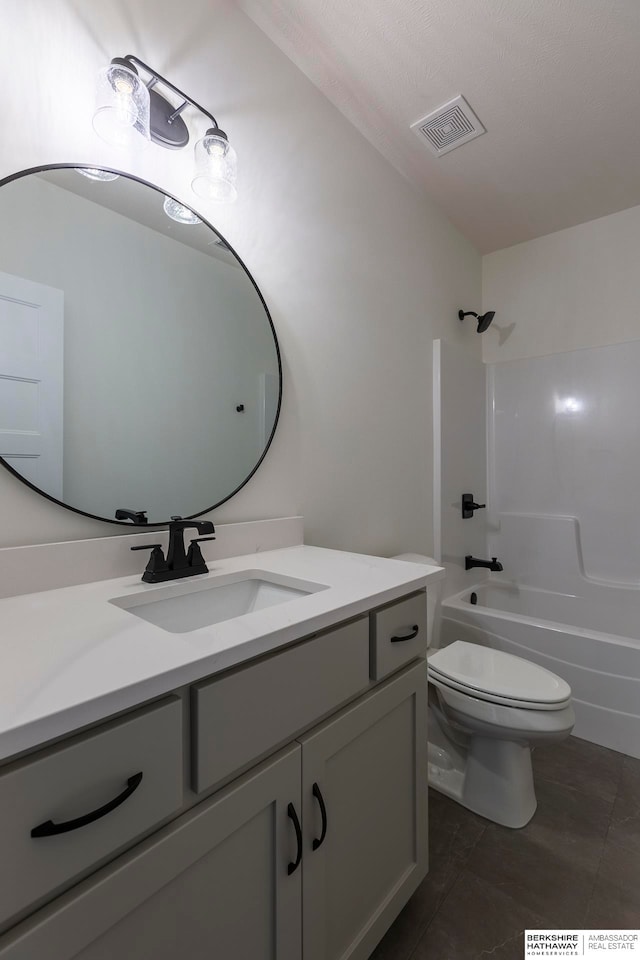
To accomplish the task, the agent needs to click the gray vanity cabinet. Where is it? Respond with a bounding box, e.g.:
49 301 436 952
0 592 429 960
301 662 427 960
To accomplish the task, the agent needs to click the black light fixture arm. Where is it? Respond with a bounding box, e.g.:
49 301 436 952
121 55 221 133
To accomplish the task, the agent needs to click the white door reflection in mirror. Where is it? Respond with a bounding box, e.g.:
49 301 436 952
0 271 63 499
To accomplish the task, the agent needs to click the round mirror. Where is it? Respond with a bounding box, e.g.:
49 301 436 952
0 164 281 525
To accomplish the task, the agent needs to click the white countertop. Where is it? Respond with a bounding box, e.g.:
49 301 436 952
0 545 443 762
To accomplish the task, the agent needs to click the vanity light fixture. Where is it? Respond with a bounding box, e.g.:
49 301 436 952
162 196 202 225
92 56 237 202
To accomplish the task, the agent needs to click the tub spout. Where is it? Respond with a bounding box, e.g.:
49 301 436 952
465 555 503 572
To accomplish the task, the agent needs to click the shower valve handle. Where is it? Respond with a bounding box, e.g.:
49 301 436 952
461 493 486 519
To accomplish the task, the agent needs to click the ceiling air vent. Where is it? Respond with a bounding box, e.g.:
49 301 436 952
410 95 485 156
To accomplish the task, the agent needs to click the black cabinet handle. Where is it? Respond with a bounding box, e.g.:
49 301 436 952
287 802 302 875
390 624 419 643
312 782 328 851
31 772 143 838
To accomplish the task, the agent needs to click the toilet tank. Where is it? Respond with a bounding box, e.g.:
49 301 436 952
392 554 442 649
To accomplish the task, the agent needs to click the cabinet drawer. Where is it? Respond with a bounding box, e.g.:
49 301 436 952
0 696 183 931
192 617 369 793
370 591 427 680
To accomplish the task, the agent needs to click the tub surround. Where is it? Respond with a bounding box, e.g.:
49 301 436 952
488 343 640 586
481 341 640 764
487 512 640 595
0 543 443 761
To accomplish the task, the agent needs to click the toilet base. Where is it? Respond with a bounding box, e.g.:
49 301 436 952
428 735 537 828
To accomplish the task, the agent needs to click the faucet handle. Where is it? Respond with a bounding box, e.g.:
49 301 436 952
186 537 213 571
187 536 216 568
131 543 168 576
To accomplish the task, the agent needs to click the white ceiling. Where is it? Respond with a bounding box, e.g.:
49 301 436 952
237 0 640 253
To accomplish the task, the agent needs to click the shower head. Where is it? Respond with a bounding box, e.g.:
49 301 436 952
458 309 495 333
477 310 495 332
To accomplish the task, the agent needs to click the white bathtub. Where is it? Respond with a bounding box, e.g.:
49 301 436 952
440 581 640 759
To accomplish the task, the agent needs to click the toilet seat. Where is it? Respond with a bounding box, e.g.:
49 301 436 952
428 640 571 711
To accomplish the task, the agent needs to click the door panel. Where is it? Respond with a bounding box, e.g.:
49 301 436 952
77 806 277 960
300 663 427 960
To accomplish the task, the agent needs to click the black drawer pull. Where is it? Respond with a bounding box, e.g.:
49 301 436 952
312 782 328 851
390 624 419 643
31 772 143 838
287 802 302 875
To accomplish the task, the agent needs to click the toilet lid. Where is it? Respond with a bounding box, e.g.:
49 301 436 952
428 641 571 706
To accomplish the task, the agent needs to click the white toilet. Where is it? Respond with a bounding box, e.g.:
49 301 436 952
393 554 575 828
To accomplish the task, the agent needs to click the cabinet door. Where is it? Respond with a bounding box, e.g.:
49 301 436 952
0 745 302 960
300 662 427 960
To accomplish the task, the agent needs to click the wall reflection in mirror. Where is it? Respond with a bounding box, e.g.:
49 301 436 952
0 166 281 524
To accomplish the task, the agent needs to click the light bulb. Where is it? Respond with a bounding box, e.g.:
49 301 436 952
75 168 120 182
192 129 237 203
205 138 228 158
113 74 135 96
93 60 150 148
163 196 201 225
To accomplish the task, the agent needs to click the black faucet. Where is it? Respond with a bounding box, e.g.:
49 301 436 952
465 555 503 572
115 508 148 525
131 516 216 583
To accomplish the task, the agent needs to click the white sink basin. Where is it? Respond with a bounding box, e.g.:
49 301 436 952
110 571 328 634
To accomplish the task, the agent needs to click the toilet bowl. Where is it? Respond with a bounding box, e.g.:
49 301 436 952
393 554 575 828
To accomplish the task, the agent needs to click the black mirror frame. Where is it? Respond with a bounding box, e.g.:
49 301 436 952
0 162 282 527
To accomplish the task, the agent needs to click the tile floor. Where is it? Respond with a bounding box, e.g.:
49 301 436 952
369 736 640 960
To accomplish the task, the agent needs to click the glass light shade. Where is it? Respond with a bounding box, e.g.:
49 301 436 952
92 63 150 148
75 168 120 182
163 196 201 225
191 132 238 202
